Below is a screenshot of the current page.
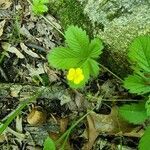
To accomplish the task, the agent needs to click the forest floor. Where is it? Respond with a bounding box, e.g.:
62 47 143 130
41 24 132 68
0 1 143 150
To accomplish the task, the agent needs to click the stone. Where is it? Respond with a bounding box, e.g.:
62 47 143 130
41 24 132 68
79 0 150 54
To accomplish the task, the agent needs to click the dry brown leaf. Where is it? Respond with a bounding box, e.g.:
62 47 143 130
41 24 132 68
60 117 69 133
20 43 39 58
0 0 12 9
16 116 23 133
88 107 134 134
26 63 45 77
82 107 142 150
0 20 6 37
20 26 34 40
27 106 47 126
0 134 5 143
2 42 25 59
82 114 99 150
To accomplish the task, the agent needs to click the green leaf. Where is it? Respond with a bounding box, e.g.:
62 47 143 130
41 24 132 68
32 4 48 15
145 96 150 116
39 0 49 4
128 35 150 72
65 25 89 57
47 47 83 69
33 0 49 5
139 126 150 150
32 0 49 15
124 75 150 95
43 137 56 150
119 102 148 124
88 38 103 58
87 59 100 77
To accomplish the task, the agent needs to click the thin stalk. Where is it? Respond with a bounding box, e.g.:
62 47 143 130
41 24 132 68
99 63 123 82
41 15 65 37
55 107 95 146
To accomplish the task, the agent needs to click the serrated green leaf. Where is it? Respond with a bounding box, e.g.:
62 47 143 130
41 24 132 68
128 35 150 72
145 96 150 116
88 38 103 58
43 136 56 150
33 0 49 5
65 25 89 57
124 75 150 95
139 126 150 150
87 59 100 77
39 0 49 4
119 102 148 124
32 4 48 15
48 47 83 69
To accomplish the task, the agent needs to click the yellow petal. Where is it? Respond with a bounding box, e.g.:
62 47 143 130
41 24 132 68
67 68 75 81
74 74 84 84
74 78 81 84
78 74 84 81
76 68 83 75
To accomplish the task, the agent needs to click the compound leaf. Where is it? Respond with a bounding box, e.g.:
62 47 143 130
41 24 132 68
139 126 150 150
119 102 148 124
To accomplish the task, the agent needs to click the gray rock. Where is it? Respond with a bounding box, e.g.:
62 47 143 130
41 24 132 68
79 0 150 53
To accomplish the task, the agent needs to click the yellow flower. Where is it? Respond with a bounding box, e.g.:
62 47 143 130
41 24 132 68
67 68 84 84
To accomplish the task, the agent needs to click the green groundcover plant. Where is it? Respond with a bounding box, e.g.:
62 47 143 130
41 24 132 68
32 0 49 15
119 35 150 150
47 25 104 88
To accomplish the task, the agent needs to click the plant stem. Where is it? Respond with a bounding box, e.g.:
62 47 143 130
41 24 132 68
99 63 123 82
41 15 65 37
55 107 95 147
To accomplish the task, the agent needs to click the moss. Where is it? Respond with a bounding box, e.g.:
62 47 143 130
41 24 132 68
48 0 93 37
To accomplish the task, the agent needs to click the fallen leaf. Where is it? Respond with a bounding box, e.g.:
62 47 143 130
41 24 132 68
0 0 12 9
2 42 25 59
60 117 68 133
20 43 39 58
0 134 5 143
82 107 142 150
0 20 6 37
26 63 45 77
10 85 22 97
16 116 23 133
20 25 34 40
27 106 47 126
82 114 99 150
88 107 134 134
